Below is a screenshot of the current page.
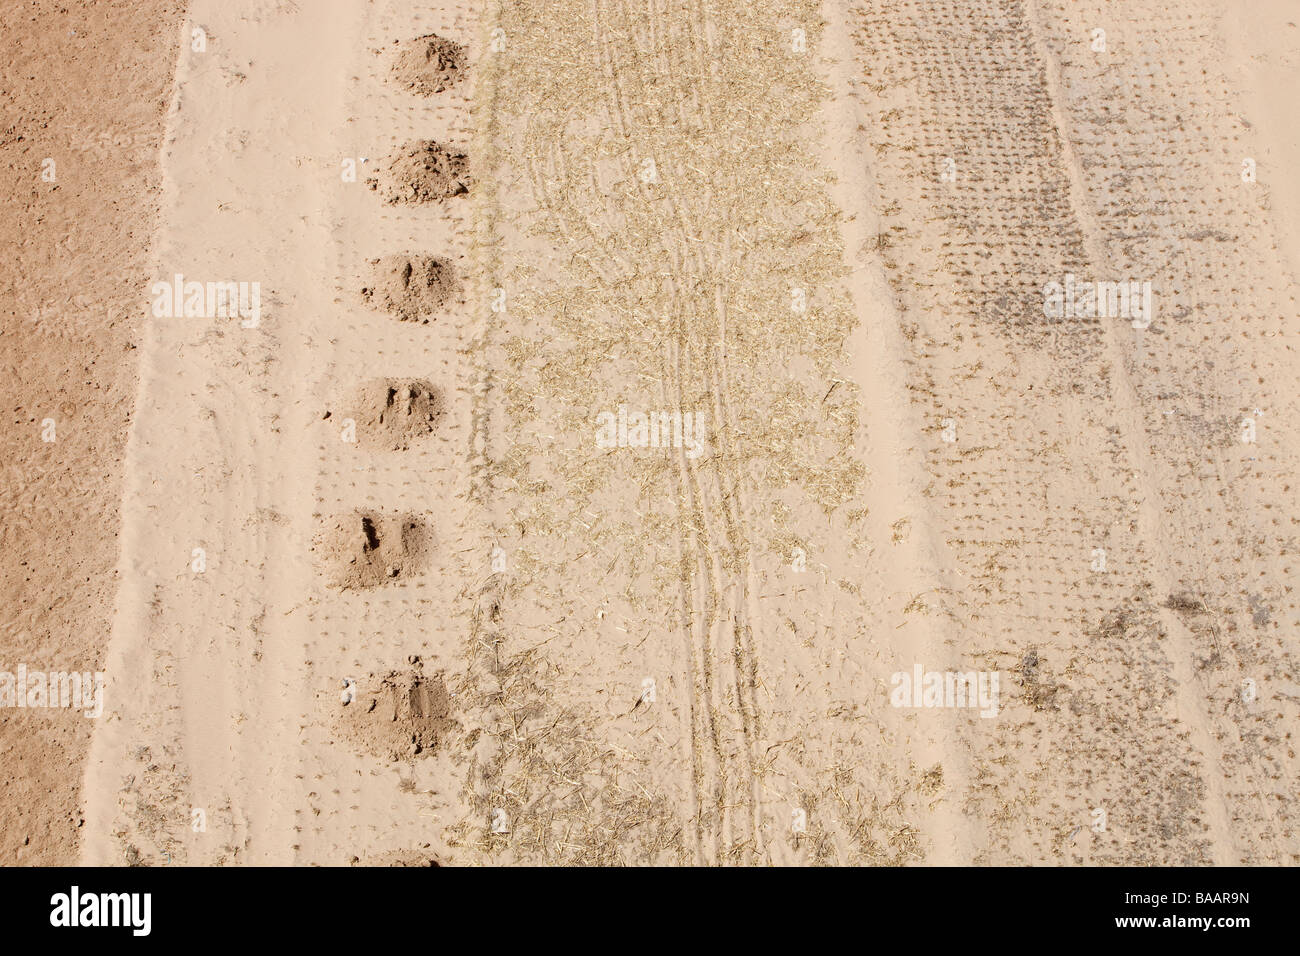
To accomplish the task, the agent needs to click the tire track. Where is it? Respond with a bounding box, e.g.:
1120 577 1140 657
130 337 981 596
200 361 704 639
581 0 759 863
495 0 865 863
600 0 770 862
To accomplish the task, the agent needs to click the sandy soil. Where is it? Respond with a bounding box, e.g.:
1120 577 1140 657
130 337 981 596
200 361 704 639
0 0 184 865
3 0 1297 866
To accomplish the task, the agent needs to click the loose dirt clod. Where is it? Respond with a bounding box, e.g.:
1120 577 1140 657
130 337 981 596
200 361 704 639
316 511 432 589
361 254 458 323
369 140 471 204
345 378 445 450
336 669 455 761
391 34 466 95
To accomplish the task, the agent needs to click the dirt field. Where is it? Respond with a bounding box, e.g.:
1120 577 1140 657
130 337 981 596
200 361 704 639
0 0 184 865
3 0 1297 866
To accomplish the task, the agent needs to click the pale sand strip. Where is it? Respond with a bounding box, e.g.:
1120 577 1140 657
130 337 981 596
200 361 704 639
82 1 366 865
817 0 976 866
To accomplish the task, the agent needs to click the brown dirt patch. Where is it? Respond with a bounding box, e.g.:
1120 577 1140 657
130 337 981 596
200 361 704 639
390 34 466 96
361 254 458 323
337 668 455 761
316 511 432 589
369 140 471 204
344 379 445 450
